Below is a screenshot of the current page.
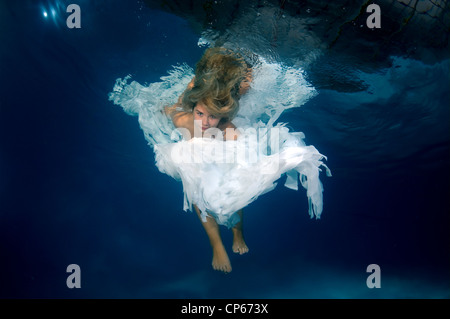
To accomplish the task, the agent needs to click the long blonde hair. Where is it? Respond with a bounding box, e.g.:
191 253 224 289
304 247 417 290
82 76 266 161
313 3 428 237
182 47 248 122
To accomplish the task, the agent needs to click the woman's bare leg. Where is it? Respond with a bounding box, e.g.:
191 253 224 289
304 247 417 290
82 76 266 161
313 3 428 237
232 210 249 255
194 205 232 273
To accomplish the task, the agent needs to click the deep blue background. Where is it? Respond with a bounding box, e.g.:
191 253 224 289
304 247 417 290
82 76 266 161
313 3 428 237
0 0 449 298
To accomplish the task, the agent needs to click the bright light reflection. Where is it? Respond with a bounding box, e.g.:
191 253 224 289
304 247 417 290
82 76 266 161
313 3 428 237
43 11 48 18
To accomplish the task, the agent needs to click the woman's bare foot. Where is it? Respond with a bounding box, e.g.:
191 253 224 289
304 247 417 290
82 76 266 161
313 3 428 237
232 228 249 255
212 244 232 273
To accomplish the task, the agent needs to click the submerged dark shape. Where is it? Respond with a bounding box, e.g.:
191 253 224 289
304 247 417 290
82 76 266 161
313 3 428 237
143 0 449 91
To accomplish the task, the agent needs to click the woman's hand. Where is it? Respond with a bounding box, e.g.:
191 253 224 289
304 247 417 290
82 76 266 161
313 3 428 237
239 68 252 96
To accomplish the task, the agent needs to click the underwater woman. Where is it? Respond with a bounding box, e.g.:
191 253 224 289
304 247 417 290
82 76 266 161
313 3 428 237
109 46 330 275
164 47 252 273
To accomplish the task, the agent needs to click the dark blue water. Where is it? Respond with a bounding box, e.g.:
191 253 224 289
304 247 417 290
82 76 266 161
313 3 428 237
1 0 449 298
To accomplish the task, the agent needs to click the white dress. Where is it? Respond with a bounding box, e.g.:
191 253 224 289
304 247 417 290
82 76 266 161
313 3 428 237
109 59 331 228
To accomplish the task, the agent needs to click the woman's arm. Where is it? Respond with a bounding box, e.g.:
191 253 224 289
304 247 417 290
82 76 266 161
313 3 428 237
163 103 181 119
164 103 192 129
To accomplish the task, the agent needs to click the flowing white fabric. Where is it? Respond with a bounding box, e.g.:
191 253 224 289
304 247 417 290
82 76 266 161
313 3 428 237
109 59 331 227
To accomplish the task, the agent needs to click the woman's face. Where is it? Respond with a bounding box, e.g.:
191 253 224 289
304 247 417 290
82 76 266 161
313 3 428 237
193 102 221 132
